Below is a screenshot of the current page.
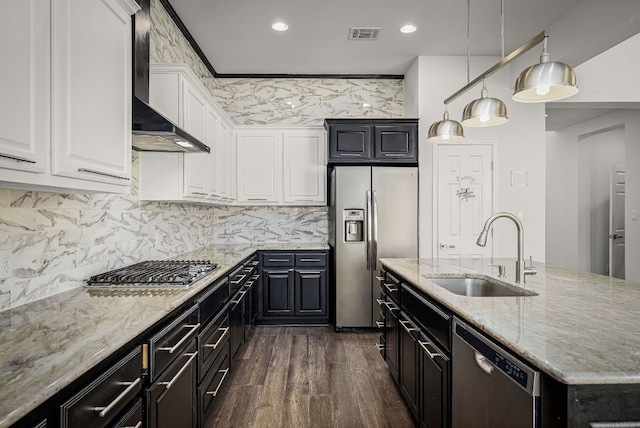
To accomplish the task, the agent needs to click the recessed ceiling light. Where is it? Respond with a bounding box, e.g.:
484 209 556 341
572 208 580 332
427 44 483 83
399 24 417 34
272 22 289 31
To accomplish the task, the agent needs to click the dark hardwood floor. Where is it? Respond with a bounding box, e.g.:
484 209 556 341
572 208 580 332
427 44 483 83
205 326 415 428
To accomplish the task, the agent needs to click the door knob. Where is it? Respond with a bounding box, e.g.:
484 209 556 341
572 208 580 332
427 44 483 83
609 234 623 239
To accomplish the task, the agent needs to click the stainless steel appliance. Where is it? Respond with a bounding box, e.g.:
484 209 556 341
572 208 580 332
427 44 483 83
330 166 418 329
87 260 217 287
452 317 540 428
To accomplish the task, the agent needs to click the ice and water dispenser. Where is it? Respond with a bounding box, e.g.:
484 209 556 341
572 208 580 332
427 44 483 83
343 209 364 242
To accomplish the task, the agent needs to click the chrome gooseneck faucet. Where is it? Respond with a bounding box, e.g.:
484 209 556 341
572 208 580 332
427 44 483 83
476 212 537 284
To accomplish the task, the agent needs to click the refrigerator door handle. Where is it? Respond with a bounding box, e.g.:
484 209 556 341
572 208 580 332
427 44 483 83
372 190 378 271
366 190 372 270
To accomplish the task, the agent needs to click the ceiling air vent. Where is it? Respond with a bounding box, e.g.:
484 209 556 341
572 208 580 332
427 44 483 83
348 27 382 40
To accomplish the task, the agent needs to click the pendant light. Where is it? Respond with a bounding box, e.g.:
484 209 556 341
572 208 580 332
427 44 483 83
427 106 464 142
462 0 509 127
462 81 509 126
513 34 578 102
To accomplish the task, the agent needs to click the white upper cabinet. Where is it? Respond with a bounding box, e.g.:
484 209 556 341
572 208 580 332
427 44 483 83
237 130 283 203
0 0 48 173
0 0 138 192
140 63 235 203
283 129 326 204
50 0 135 186
236 128 326 206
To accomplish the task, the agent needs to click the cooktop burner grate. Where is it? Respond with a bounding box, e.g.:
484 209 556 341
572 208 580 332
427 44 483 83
87 260 218 287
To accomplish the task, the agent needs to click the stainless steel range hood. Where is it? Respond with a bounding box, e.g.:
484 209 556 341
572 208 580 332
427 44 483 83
131 0 210 153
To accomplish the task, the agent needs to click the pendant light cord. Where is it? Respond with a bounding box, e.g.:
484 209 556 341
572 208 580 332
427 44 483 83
466 0 470 83
501 0 505 59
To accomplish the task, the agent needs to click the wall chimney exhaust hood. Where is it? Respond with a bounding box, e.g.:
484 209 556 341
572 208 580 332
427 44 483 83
131 0 210 153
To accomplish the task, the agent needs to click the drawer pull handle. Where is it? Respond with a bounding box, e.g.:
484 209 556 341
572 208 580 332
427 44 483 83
95 377 142 418
376 276 385 282
78 168 130 181
0 152 36 163
231 274 247 285
375 321 384 329
122 422 142 428
205 368 230 397
399 319 418 334
384 283 398 293
375 343 384 351
190 191 208 196
160 352 198 389
230 290 247 305
268 258 291 262
418 340 442 360
299 258 322 262
339 153 363 157
383 153 407 157
205 327 230 350
158 323 201 354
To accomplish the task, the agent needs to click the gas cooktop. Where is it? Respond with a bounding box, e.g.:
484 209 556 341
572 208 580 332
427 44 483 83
87 260 218 287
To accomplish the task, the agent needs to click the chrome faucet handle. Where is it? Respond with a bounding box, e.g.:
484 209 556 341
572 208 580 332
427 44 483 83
489 264 506 279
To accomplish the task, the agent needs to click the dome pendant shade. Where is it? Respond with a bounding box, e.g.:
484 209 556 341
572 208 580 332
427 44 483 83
427 110 464 142
461 87 509 126
513 36 578 103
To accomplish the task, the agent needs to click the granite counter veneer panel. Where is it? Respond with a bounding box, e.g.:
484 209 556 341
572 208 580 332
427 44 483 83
379 258 640 386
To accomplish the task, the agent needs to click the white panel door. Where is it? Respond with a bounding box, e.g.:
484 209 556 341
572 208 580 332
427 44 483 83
236 130 282 203
0 0 48 173
51 0 133 185
436 143 494 260
609 166 625 279
282 129 326 204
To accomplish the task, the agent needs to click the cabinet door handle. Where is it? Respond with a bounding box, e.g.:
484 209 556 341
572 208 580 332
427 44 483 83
246 198 268 201
95 377 142 418
122 422 142 428
190 191 208 196
418 340 443 360
160 352 198 389
205 327 230 350
77 168 130 181
376 299 385 307
375 343 384 351
339 153 363 157
158 324 201 354
268 258 291 262
383 153 407 157
0 152 36 163
375 321 384 329
376 276 385 282
299 258 322 262
399 319 418 334
205 368 230 396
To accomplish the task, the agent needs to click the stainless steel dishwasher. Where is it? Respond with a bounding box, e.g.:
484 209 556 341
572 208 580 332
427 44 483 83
452 317 540 428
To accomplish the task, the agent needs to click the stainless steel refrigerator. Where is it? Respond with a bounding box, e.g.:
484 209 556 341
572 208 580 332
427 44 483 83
329 166 418 329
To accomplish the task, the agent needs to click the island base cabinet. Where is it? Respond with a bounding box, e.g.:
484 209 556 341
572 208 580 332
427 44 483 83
419 334 450 428
399 314 419 420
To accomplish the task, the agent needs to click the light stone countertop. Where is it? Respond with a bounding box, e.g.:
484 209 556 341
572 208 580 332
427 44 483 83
0 243 328 427
379 257 640 386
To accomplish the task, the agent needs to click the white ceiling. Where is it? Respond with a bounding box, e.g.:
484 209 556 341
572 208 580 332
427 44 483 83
167 0 584 75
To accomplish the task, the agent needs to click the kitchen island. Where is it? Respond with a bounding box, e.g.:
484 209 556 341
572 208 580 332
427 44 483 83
380 257 640 426
0 243 327 427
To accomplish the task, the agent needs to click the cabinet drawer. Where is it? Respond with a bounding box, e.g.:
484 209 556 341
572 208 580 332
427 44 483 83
148 304 199 380
198 341 230 421
60 347 142 428
198 307 230 382
262 252 294 267
383 271 400 304
294 252 326 267
401 283 451 353
198 277 229 324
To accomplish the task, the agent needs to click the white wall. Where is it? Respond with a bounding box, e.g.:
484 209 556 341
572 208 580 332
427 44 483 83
410 56 546 261
546 111 640 281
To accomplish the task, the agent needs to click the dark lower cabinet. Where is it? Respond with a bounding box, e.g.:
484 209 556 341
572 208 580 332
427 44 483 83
146 340 198 428
399 314 420 420
262 269 295 317
229 288 247 360
258 250 329 324
385 298 400 383
419 334 450 428
294 269 327 317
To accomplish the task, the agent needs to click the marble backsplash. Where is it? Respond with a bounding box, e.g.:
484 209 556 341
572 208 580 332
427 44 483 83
150 0 405 126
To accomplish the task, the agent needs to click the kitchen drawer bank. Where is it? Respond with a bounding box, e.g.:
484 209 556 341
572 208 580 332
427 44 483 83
379 257 640 427
0 243 327 428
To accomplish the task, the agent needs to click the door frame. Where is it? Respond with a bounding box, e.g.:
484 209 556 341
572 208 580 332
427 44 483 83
432 141 497 258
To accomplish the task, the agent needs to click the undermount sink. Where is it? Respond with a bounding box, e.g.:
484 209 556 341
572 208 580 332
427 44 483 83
426 276 538 297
